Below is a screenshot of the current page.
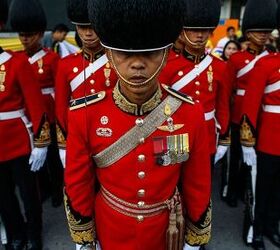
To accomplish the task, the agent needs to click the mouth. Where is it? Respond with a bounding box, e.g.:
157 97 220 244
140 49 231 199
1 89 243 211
129 76 148 83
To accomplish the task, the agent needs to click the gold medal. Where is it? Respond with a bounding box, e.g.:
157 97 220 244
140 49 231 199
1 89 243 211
38 68 44 74
0 84 5 92
104 62 111 87
37 58 44 74
207 66 213 92
0 67 6 92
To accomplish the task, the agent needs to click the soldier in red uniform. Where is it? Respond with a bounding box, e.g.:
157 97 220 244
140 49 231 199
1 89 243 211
0 0 50 249
55 0 117 166
10 0 63 208
225 0 277 208
64 0 212 249
159 0 231 166
240 6 280 250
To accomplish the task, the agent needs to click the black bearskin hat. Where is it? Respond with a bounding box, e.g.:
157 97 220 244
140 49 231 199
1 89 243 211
88 0 184 51
183 0 221 29
9 0 46 32
242 0 277 33
0 0 8 26
67 0 91 25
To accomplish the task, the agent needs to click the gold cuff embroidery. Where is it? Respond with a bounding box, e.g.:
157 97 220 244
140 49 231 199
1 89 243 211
240 116 256 147
34 120 51 147
185 202 212 246
64 191 95 245
56 123 66 148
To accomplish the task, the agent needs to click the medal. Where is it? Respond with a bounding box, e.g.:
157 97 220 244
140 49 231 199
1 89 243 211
207 66 213 92
37 58 44 74
0 66 6 92
0 84 5 92
104 63 111 87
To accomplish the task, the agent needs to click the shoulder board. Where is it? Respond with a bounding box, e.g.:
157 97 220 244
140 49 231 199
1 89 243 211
69 91 106 111
161 84 194 105
210 52 223 61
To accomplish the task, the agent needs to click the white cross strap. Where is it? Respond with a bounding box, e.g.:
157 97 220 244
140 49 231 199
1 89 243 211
237 50 269 78
0 52 12 65
28 49 47 64
264 80 280 94
70 54 108 92
172 55 213 91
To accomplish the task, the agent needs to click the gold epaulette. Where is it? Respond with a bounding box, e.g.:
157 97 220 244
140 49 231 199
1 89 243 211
69 91 106 111
56 123 66 148
34 118 51 147
185 201 212 246
161 84 195 105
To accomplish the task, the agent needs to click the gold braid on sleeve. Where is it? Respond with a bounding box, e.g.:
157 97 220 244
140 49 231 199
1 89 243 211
218 126 231 146
185 201 212 246
34 115 51 147
240 115 256 147
64 190 95 245
56 123 66 148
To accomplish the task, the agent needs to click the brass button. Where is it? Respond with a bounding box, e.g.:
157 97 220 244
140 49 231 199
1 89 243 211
137 201 145 208
73 67 78 73
135 118 144 127
245 59 250 64
138 154 146 162
195 81 200 86
178 71 183 76
139 138 145 144
90 89 95 94
137 189 145 197
138 171 146 179
195 90 200 95
90 79 95 84
137 215 144 222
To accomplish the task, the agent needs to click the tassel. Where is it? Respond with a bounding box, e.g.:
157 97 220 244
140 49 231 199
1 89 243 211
176 202 185 250
166 211 179 250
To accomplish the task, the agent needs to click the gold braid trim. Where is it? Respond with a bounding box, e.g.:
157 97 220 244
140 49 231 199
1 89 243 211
64 191 95 245
185 202 212 246
34 120 51 147
240 116 256 147
56 123 66 148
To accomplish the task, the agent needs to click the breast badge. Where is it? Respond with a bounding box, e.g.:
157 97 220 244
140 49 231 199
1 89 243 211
96 115 112 137
153 133 189 166
207 65 213 92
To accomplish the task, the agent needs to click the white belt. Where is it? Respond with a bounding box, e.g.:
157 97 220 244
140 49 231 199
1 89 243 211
262 105 280 114
204 109 215 121
236 89 245 96
41 87 55 95
0 109 25 120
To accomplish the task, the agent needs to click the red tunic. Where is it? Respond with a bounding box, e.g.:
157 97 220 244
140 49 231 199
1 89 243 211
241 53 280 156
159 50 231 154
65 87 211 249
55 51 117 134
16 48 59 124
227 49 269 125
0 51 46 162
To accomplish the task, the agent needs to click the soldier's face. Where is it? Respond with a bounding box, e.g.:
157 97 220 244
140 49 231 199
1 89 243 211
110 49 165 85
247 31 270 46
76 25 99 49
18 32 43 51
183 29 211 49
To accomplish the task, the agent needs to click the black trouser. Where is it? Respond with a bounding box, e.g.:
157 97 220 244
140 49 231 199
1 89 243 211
254 151 280 235
0 155 42 242
227 123 247 200
38 123 63 202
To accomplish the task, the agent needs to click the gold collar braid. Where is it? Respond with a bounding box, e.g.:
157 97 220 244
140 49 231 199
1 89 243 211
113 81 162 116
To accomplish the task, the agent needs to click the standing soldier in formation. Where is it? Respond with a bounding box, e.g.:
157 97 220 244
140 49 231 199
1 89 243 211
0 0 50 249
240 5 280 250
10 0 64 208
226 0 277 208
55 0 117 166
64 0 212 249
159 0 231 167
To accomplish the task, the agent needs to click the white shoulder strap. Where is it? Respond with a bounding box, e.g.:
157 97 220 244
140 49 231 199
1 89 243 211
0 52 12 65
264 80 280 94
70 54 108 92
172 55 213 91
237 50 269 78
28 49 47 64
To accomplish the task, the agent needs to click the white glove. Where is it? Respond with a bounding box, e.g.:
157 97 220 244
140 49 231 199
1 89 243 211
75 242 101 250
29 147 48 172
59 148 66 168
183 243 200 250
214 145 228 164
241 146 256 167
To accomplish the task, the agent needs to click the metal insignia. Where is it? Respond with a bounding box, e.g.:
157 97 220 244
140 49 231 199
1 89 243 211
96 128 112 137
100 116 109 125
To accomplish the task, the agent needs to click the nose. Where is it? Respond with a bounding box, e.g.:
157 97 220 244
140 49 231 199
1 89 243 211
130 55 145 70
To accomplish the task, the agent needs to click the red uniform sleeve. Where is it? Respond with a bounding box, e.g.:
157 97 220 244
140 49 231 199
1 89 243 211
182 104 211 245
64 108 95 245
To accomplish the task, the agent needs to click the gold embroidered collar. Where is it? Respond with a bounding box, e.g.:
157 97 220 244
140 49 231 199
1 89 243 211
83 48 104 62
183 49 207 64
113 81 162 116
